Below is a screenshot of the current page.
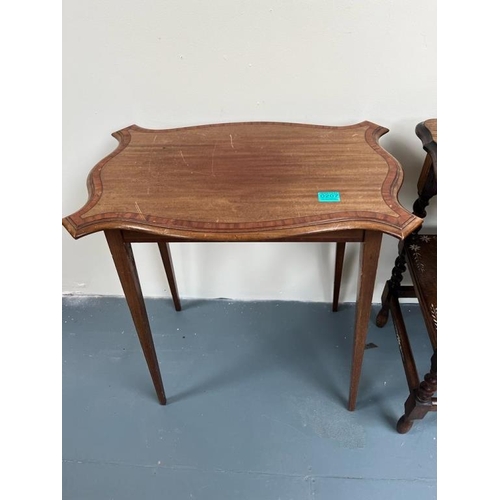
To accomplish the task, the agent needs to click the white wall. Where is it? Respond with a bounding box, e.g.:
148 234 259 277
62 0 436 303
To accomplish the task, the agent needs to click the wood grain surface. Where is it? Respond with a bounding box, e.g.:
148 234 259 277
63 121 421 241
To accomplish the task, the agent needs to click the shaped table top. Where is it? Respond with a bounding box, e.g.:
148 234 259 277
63 121 422 241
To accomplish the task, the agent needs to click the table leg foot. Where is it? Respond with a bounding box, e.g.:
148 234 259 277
396 415 414 434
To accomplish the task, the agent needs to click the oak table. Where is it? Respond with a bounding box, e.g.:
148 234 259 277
62 121 422 410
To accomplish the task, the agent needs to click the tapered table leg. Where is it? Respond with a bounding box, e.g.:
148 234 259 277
348 230 383 411
158 242 182 311
105 230 167 405
332 242 346 312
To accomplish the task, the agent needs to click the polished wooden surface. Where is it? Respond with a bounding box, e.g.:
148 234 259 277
63 122 421 241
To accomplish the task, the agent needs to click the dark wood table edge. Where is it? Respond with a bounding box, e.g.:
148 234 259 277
415 119 437 173
62 216 422 242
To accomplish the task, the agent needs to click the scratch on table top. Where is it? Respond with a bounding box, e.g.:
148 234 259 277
180 150 189 166
191 170 210 177
211 143 217 176
230 134 234 149
134 202 147 220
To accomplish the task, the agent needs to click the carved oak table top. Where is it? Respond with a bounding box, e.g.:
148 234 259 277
63 121 422 410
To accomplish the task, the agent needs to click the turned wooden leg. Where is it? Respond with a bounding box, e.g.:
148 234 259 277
376 250 407 327
412 153 436 220
348 231 383 411
396 413 414 434
105 230 167 405
397 351 437 433
332 242 346 312
415 350 437 404
158 242 182 311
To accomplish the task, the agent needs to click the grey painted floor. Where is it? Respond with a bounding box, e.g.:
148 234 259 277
62 297 436 500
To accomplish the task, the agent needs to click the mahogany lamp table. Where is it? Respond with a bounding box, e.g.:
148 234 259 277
62 121 421 410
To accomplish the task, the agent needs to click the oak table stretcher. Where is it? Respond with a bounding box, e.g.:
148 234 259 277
62 121 422 410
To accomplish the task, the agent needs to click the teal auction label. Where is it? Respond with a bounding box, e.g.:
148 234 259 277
317 191 341 202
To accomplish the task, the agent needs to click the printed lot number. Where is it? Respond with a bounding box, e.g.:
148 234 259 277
317 191 341 202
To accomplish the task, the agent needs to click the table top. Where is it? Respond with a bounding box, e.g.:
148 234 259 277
63 121 421 241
